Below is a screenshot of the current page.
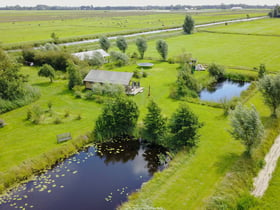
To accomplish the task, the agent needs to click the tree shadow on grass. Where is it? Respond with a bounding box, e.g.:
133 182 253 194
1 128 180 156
261 116 279 129
214 153 240 174
32 82 52 88
57 89 72 96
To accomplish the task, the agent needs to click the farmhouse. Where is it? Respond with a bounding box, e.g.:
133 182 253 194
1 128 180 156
72 49 109 60
83 70 143 95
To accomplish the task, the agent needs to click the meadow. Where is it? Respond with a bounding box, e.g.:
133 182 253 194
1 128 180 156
198 17 280 36
1 10 280 209
0 10 266 46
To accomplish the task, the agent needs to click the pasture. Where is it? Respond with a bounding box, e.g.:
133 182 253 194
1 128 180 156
1 10 280 209
0 10 266 45
198 17 280 36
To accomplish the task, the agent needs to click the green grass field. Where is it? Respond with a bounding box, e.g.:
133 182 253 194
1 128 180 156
256 159 280 209
1 11 280 209
199 18 280 36
0 10 266 45
123 29 280 72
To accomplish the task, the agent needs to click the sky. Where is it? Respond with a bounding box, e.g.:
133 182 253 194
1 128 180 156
0 0 278 7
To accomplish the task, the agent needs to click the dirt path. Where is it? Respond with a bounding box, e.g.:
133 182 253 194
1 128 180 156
252 134 280 197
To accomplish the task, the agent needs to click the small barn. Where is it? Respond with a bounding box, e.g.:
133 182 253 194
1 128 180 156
72 49 109 61
83 70 143 95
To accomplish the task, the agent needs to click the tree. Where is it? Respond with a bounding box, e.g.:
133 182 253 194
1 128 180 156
94 97 139 142
143 100 167 145
208 63 225 80
99 36 111 52
258 64 266 78
173 64 200 99
183 15 195 34
110 51 129 67
67 61 82 90
230 104 264 155
116 36 128 53
167 104 202 150
51 32 59 44
269 5 280 18
259 74 280 117
88 52 105 67
0 49 26 100
38 64 55 82
156 40 168 61
136 37 147 59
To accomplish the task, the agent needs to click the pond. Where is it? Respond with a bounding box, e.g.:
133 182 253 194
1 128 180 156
199 80 250 102
0 139 167 210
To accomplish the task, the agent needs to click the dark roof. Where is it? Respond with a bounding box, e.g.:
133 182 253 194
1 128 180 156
83 70 133 86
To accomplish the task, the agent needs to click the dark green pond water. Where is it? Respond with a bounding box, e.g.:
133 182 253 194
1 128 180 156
0 139 167 210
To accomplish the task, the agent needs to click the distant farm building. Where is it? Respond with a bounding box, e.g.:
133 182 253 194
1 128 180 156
231 7 243 10
72 49 109 60
83 70 143 95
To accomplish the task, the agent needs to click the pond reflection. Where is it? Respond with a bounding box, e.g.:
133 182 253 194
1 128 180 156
200 80 250 102
0 139 167 210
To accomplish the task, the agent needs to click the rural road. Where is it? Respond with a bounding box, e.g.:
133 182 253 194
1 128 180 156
59 16 266 47
252 134 280 197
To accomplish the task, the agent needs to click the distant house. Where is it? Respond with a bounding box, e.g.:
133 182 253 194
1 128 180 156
231 7 243 10
83 70 144 95
72 49 109 61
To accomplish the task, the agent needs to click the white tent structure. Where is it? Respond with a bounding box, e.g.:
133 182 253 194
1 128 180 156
195 64 206 71
72 49 109 60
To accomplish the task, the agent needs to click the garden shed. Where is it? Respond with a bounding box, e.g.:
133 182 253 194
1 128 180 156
83 70 143 95
72 49 109 61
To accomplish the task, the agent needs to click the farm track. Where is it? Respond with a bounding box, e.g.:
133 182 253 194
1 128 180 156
252 134 280 197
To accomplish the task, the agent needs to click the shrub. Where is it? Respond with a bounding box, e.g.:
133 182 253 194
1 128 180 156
0 119 5 128
109 51 129 67
64 110 70 118
54 117 62 124
208 63 225 80
142 71 148 78
133 69 142 79
31 105 44 124
88 51 105 67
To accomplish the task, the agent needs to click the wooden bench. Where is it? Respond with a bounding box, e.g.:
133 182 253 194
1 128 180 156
56 132 72 143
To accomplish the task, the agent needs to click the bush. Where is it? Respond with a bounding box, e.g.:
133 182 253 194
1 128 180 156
208 63 225 80
0 85 40 114
236 193 258 210
133 69 142 79
142 71 148 78
88 51 105 67
0 119 5 128
54 117 62 124
109 51 129 67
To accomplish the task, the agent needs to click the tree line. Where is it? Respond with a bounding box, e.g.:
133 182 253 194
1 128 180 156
0 4 273 11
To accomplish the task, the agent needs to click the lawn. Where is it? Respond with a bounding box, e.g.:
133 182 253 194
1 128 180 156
122 102 244 209
0 10 266 45
0 62 245 209
125 29 280 72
